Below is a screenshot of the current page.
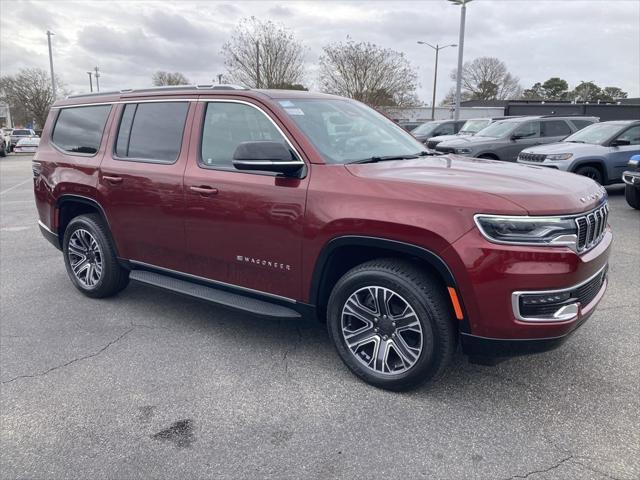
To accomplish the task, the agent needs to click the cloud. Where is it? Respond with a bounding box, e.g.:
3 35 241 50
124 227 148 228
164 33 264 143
0 0 637 101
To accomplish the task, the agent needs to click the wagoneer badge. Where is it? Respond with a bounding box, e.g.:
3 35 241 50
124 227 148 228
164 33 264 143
236 255 291 271
580 186 606 203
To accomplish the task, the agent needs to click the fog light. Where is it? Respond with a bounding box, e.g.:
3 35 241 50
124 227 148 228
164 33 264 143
521 291 571 305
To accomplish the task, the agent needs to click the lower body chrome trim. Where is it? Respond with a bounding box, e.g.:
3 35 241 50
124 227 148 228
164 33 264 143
128 260 297 304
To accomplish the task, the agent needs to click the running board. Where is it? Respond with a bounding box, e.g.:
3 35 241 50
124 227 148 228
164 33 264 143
129 270 301 319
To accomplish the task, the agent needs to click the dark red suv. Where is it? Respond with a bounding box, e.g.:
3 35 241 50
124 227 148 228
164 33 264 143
34 86 611 390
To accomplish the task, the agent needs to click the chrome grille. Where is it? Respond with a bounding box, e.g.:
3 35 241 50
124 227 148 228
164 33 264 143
575 202 608 252
518 152 547 163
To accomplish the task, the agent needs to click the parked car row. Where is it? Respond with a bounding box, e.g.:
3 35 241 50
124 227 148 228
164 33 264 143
0 127 40 156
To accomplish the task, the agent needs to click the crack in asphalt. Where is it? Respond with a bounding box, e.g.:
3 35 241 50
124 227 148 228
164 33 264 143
500 456 574 480
0 327 135 385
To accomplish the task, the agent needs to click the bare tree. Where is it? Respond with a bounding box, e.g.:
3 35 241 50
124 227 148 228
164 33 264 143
319 38 419 107
152 71 190 86
451 57 521 100
0 68 59 128
222 17 305 89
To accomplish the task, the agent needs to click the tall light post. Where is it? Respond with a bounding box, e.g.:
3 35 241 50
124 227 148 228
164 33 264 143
94 66 100 92
86 71 93 92
46 30 56 99
417 41 457 120
449 0 473 120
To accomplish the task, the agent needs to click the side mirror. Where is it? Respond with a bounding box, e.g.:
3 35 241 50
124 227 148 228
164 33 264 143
232 141 304 176
610 139 631 147
510 133 521 141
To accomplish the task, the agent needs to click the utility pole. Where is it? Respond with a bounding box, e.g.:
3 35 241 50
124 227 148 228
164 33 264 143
94 66 100 92
255 41 260 88
417 42 456 120
217 74 223 84
87 71 93 92
46 30 56 99
449 0 472 120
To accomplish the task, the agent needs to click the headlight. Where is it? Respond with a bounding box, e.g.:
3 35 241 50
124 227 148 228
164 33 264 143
474 215 577 247
545 153 573 161
455 148 472 154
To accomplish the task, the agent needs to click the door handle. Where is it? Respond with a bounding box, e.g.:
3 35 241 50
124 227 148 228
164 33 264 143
103 175 123 184
189 185 218 196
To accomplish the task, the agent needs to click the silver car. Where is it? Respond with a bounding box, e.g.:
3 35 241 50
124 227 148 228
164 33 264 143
425 117 514 150
517 120 640 185
435 116 598 162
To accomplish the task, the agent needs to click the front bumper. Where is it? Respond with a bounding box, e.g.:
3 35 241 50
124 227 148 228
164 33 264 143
622 171 640 186
443 224 611 353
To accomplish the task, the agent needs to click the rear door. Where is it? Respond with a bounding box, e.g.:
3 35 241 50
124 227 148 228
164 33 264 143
97 100 195 271
607 125 640 180
182 99 309 300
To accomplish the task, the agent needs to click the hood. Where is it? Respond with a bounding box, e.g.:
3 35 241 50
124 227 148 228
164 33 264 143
345 155 606 215
521 141 606 156
437 135 500 148
429 133 467 143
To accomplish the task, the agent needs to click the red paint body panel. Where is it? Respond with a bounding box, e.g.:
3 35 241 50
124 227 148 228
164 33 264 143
34 88 612 348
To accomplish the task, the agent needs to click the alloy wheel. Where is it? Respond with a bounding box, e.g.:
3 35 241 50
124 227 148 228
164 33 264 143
67 229 103 288
341 286 424 375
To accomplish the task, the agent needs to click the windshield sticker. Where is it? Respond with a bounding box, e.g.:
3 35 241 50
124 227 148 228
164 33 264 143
279 100 295 107
285 107 305 116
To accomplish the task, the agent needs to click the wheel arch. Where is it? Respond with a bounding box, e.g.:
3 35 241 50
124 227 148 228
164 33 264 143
56 195 120 256
309 236 469 331
571 158 608 183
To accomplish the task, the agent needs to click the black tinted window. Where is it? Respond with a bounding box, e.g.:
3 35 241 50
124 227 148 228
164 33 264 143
200 102 286 169
543 120 571 137
52 105 111 154
513 121 540 138
435 123 455 136
115 102 188 163
570 120 593 131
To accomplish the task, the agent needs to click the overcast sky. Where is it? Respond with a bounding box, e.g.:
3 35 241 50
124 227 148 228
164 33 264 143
1 0 639 104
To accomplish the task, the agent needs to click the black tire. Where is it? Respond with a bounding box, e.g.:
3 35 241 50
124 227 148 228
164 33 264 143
0 145 6 157
575 165 603 184
62 214 129 298
625 185 640 209
327 259 457 391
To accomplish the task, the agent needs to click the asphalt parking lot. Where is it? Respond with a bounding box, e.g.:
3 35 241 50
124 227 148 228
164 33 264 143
1 153 638 480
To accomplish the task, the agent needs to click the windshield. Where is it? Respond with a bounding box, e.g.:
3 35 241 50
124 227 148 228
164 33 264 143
278 99 426 164
563 123 622 145
13 129 31 136
460 119 491 134
475 121 517 138
411 122 444 136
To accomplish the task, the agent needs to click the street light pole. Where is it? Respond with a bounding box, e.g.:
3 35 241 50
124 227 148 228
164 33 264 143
87 72 93 92
449 0 472 120
94 66 100 92
46 30 56 99
417 42 457 120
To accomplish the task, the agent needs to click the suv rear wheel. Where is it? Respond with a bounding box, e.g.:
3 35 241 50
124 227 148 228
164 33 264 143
575 165 603 184
327 259 456 390
62 214 129 298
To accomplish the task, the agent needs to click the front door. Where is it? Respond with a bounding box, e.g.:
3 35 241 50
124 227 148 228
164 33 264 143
500 121 542 161
98 100 195 271
182 99 309 300
608 125 640 180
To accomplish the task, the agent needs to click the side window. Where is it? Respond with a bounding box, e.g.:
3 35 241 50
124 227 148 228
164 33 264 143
52 105 111 154
615 126 640 145
200 102 288 169
115 102 189 163
434 123 455 136
570 120 592 131
542 120 572 137
513 121 540 139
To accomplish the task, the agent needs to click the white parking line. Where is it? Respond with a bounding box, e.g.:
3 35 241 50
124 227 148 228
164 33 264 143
0 178 32 196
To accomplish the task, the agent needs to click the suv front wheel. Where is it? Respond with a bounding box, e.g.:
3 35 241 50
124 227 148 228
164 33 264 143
62 214 129 298
327 259 456 390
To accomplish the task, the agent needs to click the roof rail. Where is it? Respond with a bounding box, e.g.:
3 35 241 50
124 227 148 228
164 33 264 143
539 114 596 118
67 84 249 99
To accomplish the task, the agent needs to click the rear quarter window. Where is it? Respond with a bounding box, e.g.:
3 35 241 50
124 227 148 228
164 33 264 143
52 105 112 154
570 119 594 131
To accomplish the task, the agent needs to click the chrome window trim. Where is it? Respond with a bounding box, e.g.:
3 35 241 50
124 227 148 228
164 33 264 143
129 260 297 304
197 98 306 172
511 264 608 323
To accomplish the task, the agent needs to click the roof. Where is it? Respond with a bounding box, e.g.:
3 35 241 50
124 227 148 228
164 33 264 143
55 85 339 108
